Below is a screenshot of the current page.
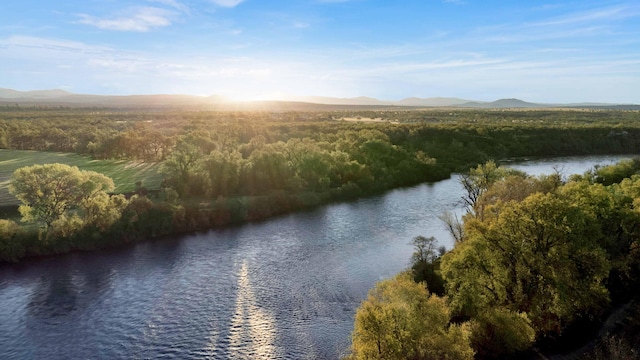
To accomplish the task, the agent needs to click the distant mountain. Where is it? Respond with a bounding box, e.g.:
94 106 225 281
0 88 73 99
292 96 393 106
0 88 634 109
458 98 546 108
0 90 215 108
295 95 473 107
396 97 475 106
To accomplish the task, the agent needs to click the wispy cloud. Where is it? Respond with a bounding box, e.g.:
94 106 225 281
0 35 113 55
483 25 611 43
292 21 310 29
77 7 175 32
531 5 638 26
343 58 508 78
210 0 246 8
149 0 190 13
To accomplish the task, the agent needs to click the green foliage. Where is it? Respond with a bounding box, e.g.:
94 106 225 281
0 219 25 262
0 149 162 207
592 158 640 186
201 150 242 197
4 108 640 210
442 191 611 336
349 273 474 360
10 163 115 229
160 135 206 197
116 195 179 238
1 163 152 259
460 161 527 217
469 307 535 359
435 160 640 356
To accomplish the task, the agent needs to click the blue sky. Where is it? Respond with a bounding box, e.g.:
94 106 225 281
1 0 639 103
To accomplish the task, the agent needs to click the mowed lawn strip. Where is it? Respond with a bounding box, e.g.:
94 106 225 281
0 149 163 207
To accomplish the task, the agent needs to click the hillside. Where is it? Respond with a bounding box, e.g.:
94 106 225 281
1 88 636 110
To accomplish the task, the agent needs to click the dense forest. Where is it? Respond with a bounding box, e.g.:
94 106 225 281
348 160 640 359
1 107 640 265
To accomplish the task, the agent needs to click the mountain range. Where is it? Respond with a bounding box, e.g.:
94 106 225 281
1 88 637 110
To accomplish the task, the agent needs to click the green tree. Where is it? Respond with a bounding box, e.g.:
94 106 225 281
9 163 115 231
442 192 610 336
161 135 205 197
469 307 535 359
201 150 242 198
460 161 526 218
0 219 25 262
592 158 640 186
349 273 474 360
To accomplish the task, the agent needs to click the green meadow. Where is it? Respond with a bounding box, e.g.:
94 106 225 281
0 149 163 206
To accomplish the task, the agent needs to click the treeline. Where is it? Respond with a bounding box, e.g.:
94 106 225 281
348 159 640 359
1 109 640 165
1 108 640 262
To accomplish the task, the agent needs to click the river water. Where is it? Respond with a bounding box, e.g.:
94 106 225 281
0 155 631 359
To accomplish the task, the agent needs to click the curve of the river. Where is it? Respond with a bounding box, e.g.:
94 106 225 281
0 155 631 359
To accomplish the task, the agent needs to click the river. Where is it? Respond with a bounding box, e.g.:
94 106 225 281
0 155 631 359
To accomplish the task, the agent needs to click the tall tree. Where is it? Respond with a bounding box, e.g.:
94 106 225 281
160 135 204 197
349 273 474 360
9 163 115 230
442 191 610 336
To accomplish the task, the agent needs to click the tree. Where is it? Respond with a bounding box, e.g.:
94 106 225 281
160 135 204 197
201 150 242 198
439 211 464 244
411 236 446 295
0 219 24 262
9 163 115 230
592 158 640 186
469 307 535 359
441 192 610 336
459 161 526 218
349 273 474 360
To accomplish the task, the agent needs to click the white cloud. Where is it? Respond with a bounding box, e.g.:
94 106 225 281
531 5 639 26
77 7 174 32
0 35 113 55
293 21 310 29
210 0 246 8
149 0 188 11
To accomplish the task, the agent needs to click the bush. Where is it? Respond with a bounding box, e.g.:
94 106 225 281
0 219 25 262
470 307 535 359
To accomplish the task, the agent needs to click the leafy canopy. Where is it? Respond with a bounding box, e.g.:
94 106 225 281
10 163 115 230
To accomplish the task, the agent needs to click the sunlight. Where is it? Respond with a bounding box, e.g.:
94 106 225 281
227 261 277 359
222 90 289 103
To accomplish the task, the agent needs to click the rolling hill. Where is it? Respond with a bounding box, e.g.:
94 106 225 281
0 88 636 110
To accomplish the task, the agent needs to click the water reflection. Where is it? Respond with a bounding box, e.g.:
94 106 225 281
227 261 277 359
27 274 77 319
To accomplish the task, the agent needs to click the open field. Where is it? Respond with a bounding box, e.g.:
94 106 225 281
0 149 162 206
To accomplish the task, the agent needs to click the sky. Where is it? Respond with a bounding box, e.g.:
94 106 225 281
1 0 639 103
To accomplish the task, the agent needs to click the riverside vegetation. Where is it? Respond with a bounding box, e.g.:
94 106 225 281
1 107 639 263
348 159 640 359
2 107 640 358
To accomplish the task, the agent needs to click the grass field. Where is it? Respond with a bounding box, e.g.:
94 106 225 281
0 149 163 207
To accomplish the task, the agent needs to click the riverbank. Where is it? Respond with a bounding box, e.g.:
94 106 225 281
2 153 633 263
0 155 633 359
0 167 452 263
